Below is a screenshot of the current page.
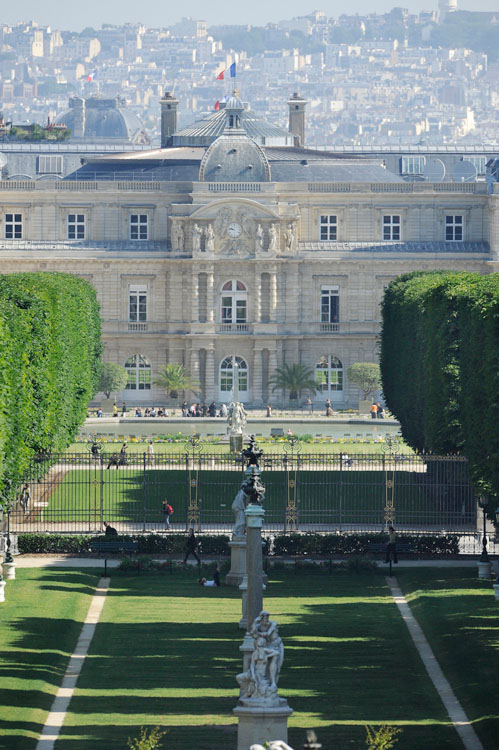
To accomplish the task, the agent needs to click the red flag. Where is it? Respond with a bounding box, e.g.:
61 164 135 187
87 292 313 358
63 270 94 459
215 100 220 111
216 70 224 80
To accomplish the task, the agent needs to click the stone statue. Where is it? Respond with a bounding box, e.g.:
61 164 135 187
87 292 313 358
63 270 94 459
232 487 248 538
256 223 264 251
284 222 296 252
205 223 215 253
192 223 203 252
268 223 278 252
171 220 184 251
236 610 285 706
228 400 247 435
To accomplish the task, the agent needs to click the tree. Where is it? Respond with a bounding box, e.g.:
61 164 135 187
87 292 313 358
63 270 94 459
153 363 200 400
347 362 381 400
98 362 128 398
268 363 318 401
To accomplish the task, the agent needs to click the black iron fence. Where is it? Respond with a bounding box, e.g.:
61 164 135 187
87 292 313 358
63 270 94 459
7 451 478 536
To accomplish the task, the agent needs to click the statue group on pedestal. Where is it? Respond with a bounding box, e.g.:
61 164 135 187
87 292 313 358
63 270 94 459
237 611 285 706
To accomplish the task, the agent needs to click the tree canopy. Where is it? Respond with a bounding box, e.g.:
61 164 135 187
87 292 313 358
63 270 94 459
347 362 381 400
99 362 128 398
268 363 318 400
153 363 200 399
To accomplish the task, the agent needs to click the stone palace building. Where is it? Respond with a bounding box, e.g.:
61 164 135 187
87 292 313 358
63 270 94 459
0 92 497 407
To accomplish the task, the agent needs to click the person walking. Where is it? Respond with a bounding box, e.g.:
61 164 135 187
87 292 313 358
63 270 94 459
325 398 332 416
266 404 272 418
385 525 398 564
113 402 118 417
376 403 384 419
370 403 378 419
104 521 118 536
183 528 201 565
119 442 128 465
162 499 173 529
306 397 313 415
121 401 127 416
147 440 155 465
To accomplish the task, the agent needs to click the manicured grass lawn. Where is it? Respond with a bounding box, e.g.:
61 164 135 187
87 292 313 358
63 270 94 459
67 441 414 456
0 568 99 750
398 568 499 750
5 567 497 750
57 568 460 749
41 467 472 529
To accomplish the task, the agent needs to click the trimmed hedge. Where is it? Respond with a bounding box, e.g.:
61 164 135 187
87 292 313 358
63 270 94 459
380 271 499 507
0 273 101 504
17 532 459 557
17 533 231 556
272 533 459 557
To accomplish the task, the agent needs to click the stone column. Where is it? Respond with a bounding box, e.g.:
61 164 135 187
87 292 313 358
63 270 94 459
254 271 262 323
252 348 263 406
207 270 215 323
245 504 265 633
270 270 277 322
191 273 199 323
205 347 216 401
190 349 200 383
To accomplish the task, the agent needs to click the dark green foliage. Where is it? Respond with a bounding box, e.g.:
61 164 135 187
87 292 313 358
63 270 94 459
16 532 459 556
0 273 101 504
380 271 499 506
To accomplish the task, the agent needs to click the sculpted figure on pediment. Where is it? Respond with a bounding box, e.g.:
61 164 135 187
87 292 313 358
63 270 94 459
192 223 203 252
268 223 278 253
205 223 215 253
171 220 184 251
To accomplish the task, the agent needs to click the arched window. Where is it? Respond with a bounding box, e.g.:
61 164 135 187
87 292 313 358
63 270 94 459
125 354 151 390
219 356 248 395
315 356 343 391
220 280 248 331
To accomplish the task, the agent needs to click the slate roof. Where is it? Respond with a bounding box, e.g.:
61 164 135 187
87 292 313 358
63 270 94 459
172 108 294 147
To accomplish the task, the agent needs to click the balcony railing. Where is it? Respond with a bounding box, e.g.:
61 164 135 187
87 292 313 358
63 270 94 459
128 322 148 332
217 323 251 333
320 322 340 332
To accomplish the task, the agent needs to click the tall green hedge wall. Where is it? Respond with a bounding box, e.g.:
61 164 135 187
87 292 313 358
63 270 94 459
380 271 499 503
0 273 101 505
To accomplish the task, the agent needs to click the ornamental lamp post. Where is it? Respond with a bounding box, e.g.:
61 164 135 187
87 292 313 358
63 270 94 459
478 495 489 563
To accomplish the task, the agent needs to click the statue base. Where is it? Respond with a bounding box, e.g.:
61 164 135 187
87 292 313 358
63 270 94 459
233 701 293 750
230 434 244 453
2 561 15 580
226 537 247 586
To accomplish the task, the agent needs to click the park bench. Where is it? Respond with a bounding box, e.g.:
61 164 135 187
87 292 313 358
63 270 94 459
270 428 284 436
368 541 416 575
89 539 139 576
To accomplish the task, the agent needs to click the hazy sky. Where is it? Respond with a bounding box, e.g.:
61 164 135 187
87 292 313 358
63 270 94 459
3 1 499 30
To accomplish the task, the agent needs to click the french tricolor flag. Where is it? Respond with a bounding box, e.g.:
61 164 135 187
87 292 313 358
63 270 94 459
87 70 97 82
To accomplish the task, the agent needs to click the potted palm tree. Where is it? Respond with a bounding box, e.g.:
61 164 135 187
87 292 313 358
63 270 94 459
268 363 318 405
153 364 200 407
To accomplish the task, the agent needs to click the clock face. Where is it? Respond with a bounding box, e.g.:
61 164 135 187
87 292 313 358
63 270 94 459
227 222 242 238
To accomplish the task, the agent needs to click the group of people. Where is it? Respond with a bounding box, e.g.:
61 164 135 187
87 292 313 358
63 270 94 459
370 402 385 419
181 402 226 418
134 406 169 417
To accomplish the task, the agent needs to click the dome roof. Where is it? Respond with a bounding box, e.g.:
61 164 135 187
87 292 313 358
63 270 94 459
55 96 150 144
199 132 270 182
172 106 294 148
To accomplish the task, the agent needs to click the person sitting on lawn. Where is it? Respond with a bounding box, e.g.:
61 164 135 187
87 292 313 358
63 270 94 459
104 521 118 536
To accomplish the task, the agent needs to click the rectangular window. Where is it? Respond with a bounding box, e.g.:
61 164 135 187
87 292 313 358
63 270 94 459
316 368 329 391
321 286 339 324
400 156 425 175
4 213 22 239
129 285 147 322
37 155 63 174
463 156 486 175
222 296 232 323
383 215 401 241
220 372 232 392
236 299 247 324
320 215 337 241
67 213 85 240
445 215 463 241
130 214 148 240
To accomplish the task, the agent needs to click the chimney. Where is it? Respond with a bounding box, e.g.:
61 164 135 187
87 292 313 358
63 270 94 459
160 90 179 148
287 92 307 147
70 96 85 138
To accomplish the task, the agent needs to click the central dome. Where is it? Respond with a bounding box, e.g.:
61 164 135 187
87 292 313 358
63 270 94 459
199 132 271 182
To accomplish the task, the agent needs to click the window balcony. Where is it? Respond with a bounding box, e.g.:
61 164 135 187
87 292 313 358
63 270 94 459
320 322 340 333
128 322 148 332
217 323 251 333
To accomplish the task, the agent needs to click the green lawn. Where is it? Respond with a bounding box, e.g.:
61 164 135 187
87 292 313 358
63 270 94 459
3 568 498 749
67 441 414 456
39 467 473 529
0 568 99 750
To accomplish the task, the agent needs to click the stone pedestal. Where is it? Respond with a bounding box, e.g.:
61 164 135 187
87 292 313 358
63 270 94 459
239 574 248 630
233 702 293 750
477 561 491 579
2 561 15 580
227 537 247 586
230 434 244 453
0 578 5 603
